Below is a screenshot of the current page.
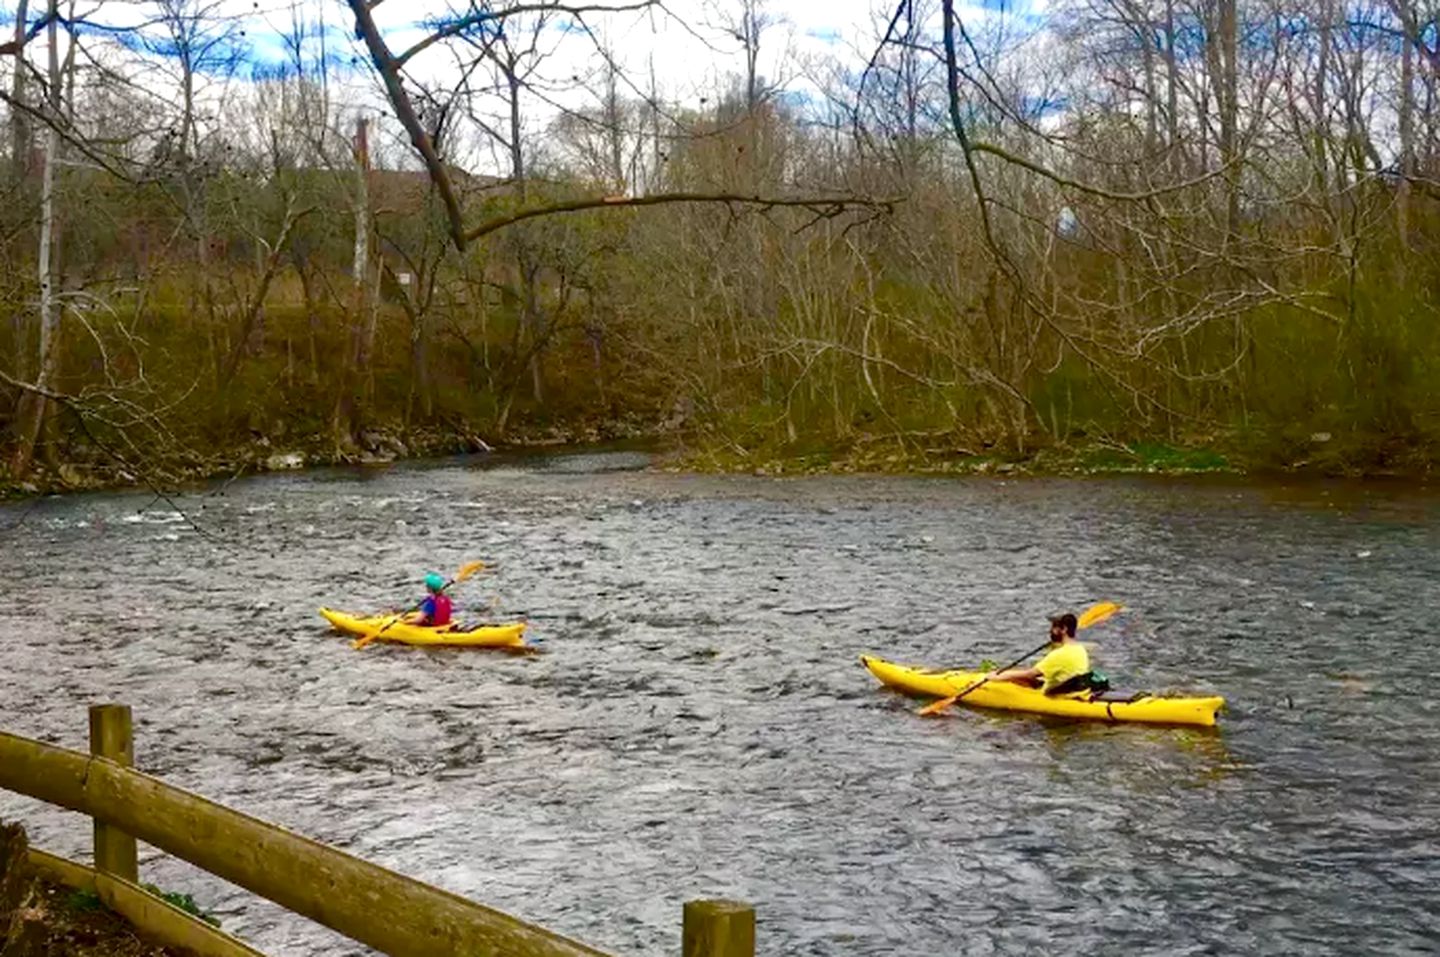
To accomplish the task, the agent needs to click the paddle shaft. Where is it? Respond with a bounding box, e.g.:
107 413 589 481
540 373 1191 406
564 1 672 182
948 639 1052 704
918 601 1123 716
355 579 458 649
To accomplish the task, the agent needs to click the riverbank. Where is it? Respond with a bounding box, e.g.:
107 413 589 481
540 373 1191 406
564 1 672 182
665 429 1439 482
4 423 1436 501
0 822 206 957
7 879 206 957
0 412 672 500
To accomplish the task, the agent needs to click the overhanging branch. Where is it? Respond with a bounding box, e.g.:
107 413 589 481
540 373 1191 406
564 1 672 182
969 141 1241 202
397 2 656 69
0 11 57 57
346 0 468 248
347 0 899 250
462 192 900 242
0 366 69 403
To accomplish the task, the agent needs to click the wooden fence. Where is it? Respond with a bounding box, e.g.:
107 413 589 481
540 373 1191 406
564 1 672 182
0 704 755 957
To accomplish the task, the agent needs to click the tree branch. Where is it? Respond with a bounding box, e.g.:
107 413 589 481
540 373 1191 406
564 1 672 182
0 10 55 57
0 365 69 403
397 2 656 68
345 0 468 247
461 192 900 242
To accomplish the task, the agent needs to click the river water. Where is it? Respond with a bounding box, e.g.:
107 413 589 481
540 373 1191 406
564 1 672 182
2 451 1437 955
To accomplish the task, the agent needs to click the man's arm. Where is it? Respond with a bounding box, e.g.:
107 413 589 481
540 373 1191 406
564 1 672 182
988 666 1041 685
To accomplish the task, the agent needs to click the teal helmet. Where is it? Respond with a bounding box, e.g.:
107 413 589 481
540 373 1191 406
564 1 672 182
424 572 445 591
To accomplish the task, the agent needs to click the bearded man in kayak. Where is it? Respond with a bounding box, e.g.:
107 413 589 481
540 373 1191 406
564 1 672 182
986 613 1093 695
402 573 453 627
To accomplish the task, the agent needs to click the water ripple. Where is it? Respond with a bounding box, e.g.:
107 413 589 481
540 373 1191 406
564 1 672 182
1 460 1438 955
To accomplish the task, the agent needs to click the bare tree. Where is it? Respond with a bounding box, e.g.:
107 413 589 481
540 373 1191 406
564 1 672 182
331 115 375 447
8 0 64 477
9 0 31 182
343 0 895 250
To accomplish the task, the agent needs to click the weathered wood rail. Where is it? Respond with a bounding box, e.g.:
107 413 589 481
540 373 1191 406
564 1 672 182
0 704 755 956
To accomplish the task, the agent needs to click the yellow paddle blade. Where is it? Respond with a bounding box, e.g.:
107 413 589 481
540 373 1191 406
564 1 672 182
918 694 960 717
1078 601 1123 629
353 614 402 650
455 560 487 582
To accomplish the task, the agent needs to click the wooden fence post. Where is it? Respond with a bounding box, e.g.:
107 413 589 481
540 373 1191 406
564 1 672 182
682 899 754 957
88 703 138 882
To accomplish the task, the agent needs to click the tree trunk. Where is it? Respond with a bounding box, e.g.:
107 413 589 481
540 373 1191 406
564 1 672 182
648 39 661 192
1217 0 1239 238
605 63 625 192
293 253 321 388
218 205 303 389
1164 0 1180 176
1398 3 1415 247
332 116 372 448
9 0 29 183
504 60 544 407
8 0 31 381
406 313 432 427
743 2 761 115
1314 0 1332 196
1138 2 1158 158
8 1 62 480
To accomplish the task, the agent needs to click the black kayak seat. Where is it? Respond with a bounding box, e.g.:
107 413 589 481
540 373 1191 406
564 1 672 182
1091 691 1153 703
1045 671 1110 697
1044 671 1153 703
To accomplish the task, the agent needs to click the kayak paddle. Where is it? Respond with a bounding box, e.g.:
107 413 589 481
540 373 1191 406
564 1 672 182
352 560 488 650
916 600 1123 717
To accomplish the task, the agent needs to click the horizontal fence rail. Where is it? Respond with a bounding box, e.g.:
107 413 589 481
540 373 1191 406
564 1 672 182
0 704 758 957
27 846 267 957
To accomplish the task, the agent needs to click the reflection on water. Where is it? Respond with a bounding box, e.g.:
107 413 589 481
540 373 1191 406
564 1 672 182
1 458 1438 955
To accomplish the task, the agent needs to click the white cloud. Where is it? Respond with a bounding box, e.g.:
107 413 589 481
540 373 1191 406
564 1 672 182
10 0 1043 175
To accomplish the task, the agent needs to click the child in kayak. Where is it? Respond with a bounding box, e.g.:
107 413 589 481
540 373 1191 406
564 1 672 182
403 572 453 628
986 612 1094 694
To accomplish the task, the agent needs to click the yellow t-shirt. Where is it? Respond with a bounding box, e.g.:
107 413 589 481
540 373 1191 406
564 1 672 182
1036 641 1090 693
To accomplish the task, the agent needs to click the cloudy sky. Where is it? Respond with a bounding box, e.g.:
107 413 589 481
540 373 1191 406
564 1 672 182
4 0 1013 96
361 0 896 112
3 0 1026 172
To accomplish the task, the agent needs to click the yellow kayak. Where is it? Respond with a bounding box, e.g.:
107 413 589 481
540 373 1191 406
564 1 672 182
319 608 528 649
861 655 1224 727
